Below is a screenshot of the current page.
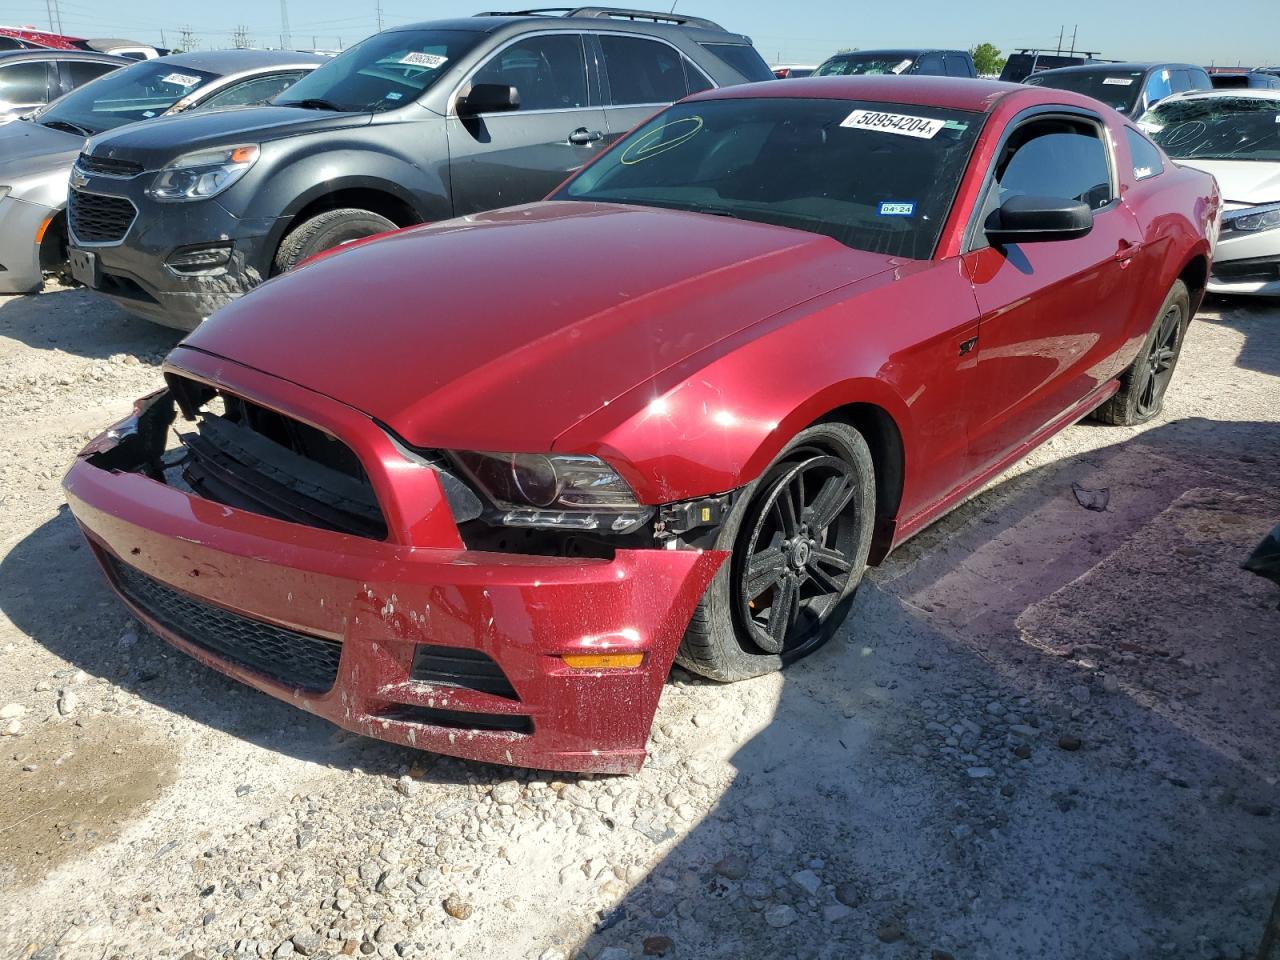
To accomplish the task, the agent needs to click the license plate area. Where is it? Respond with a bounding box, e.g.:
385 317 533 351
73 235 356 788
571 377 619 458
69 248 98 288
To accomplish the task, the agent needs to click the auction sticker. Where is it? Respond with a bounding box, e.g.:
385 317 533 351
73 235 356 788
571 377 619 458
161 72 202 87
1102 77 1134 85
400 52 448 69
841 109 944 139
877 201 916 216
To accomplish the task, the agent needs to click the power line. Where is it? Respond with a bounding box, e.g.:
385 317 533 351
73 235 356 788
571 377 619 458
233 24 249 48
179 24 196 51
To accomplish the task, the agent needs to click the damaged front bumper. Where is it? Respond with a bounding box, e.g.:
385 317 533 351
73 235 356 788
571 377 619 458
64 352 725 774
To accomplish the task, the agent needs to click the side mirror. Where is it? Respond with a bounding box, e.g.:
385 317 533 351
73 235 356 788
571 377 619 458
457 83 520 118
985 194 1094 245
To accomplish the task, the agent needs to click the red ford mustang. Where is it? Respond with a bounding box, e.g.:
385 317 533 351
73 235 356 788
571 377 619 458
65 77 1219 774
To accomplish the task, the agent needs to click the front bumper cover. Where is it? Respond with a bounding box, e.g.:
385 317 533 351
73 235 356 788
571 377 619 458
63 352 725 774
0 195 53 294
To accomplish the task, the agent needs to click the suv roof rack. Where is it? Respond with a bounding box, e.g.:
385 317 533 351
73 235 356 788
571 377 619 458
1010 47 1103 58
473 6 726 31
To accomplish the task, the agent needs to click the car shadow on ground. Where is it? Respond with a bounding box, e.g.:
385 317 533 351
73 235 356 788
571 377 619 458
1202 295 1280 378
0 286 180 360
563 416 1280 959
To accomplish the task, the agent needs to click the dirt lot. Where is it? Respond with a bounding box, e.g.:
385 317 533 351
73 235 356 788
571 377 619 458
0 284 1277 960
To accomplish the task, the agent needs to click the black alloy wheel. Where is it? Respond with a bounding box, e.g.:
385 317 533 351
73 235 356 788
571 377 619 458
1134 301 1184 418
734 453 861 657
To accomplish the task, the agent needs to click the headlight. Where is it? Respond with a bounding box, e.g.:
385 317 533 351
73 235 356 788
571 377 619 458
1227 203 1280 233
448 451 653 533
147 145 259 202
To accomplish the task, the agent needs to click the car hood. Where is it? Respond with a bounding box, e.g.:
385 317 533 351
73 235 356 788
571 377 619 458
83 105 371 171
181 202 900 452
0 119 81 184
1176 158 1280 205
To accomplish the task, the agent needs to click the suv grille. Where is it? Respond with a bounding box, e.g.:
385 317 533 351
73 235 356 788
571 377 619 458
105 554 343 693
69 189 136 243
77 153 144 177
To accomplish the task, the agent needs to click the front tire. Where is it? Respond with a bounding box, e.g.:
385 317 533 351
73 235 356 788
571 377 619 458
272 208 398 275
1092 279 1190 426
675 422 876 682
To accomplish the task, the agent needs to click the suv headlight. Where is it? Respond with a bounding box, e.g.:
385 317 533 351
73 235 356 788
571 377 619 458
147 145 259 202
448 451 653 533
1226 203 1280 233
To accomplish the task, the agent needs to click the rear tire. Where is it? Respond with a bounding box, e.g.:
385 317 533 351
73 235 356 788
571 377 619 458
272 208 398 274
1092 279 1190 426
675 422 876 682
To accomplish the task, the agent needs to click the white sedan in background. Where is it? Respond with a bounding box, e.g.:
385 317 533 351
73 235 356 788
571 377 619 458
1141 89 1280 296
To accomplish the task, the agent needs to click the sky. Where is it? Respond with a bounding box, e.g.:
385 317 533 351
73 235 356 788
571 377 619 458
5 0 1278 66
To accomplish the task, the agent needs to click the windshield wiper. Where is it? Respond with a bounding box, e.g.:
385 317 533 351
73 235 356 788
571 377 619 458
40 118 93 136
276 97 346 112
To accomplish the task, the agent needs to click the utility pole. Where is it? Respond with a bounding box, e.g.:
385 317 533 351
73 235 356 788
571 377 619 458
51 0 63 34
1055 25 1064 54
279 0 292 50
179 25 196 52
1069 24 1078 57
376 0 384 32
233 25 249 49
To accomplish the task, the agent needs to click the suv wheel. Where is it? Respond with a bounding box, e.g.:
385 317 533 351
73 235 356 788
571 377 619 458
273 208 398 274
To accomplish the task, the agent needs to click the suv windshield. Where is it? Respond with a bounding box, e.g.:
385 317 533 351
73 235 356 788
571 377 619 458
34 60 218 134
814 53 918 77
1140 96 1280 161
274 28 480 112
555 97 984 259
1026 69 1145 113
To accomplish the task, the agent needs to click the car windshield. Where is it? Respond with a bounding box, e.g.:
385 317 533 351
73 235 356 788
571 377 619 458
272 28 480 112
34 60 219 134
1025 69 1145 113
814 54 918 76
555 97 984 259
1140 96 1280 161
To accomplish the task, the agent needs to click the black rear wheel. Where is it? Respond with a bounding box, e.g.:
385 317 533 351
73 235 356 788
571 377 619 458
676 422 875 682
1093 279 1190 426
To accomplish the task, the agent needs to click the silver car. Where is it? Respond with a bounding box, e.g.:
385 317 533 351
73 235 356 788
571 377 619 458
0 48 325 294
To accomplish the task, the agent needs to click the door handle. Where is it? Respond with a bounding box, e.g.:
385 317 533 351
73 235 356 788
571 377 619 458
568 127 604 145
1114 239 1145 262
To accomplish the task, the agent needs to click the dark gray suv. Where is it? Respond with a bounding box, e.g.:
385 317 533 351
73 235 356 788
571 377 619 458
66 7 773 329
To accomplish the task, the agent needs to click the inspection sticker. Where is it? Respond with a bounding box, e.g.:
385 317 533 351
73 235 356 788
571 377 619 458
841 109 945 139
1102 77 1135 85
877 201 916 216
400 52 448 69
161 72 202 87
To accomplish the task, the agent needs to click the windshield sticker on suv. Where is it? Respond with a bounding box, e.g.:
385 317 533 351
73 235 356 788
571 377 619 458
1103 77 1135 85
400 52 448 69
161 72 202 87
878 201 916 216
891 59 913 74
621 116 704 165
841 109 945 139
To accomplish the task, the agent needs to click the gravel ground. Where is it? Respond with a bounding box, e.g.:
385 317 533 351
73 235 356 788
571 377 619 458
0 284 1277 960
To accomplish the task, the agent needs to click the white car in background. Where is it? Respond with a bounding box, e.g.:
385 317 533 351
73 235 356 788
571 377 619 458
1140 89 1280 296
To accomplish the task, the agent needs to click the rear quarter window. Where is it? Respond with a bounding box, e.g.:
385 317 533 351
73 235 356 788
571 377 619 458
1125 126 1164 180
698 42 775 82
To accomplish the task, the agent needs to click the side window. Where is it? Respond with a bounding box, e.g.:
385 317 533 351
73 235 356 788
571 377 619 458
915 53 944 75
599 35 688 105
1125 127 1164 180
1144 69 1173 106
0 60 51 105
201 72 305 109
64 60 118 89
683 57 713 95
471 34 588 112
993 119 1114 210
944 54 971 78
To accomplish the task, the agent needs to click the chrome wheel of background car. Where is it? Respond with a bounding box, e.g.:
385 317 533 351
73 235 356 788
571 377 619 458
734 453 860 656
1135 303 1184 418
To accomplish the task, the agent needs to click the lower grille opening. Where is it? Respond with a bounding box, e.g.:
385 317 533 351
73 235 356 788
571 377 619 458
411 645 519 699
98 272 159 304
104 553 343 693
1211 255 1280 284
167 375 387 540
379 704 533 734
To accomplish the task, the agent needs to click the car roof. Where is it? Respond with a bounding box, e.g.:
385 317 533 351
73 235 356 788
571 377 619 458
0 47 127 64
385 13 747 44
1032 61 1201 77
695 75 1039 113
1157 87 1280 104
154 48 329 71
822 48 965 59
0 26 82 48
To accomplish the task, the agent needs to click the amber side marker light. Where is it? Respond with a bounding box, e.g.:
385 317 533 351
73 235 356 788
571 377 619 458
561 653 645 669
34 212 55 245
